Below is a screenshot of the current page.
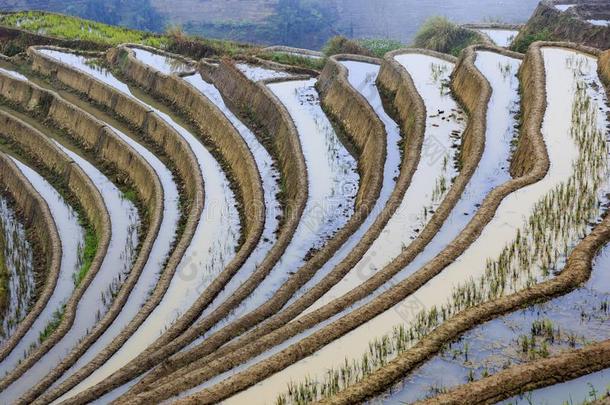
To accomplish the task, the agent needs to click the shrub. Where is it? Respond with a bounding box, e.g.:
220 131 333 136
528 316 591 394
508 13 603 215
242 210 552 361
511 30 553 53
323 36 373 57
412 16 482 56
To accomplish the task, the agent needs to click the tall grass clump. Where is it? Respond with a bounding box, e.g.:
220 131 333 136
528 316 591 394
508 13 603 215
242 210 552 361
323 36 373 57
276 54 610 405
413 17 483 56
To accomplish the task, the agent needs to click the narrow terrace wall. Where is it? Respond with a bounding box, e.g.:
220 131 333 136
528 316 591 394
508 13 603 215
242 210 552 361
201 59 307 222
107 54 397 402
113 49 461 404
263 46 324 58
22 45 206 404
0 110 111 375
26 47 201 203
320 42 604 405
138 47 499 404
238 55 320 76
0 67 165 393
0 150 60 362
317 55 384 210
108 44 264 259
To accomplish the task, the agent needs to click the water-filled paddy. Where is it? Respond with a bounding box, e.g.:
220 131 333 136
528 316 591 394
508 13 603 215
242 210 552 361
478 29 519 47
0 157 84 381
0 197 35 341
0 138 140 402
37 48 241 399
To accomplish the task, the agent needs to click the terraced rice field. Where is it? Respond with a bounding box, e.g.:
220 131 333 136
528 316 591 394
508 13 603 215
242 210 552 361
0 16 608 405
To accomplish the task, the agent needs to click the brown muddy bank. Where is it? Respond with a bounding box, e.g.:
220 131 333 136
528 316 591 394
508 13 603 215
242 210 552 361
401 41 610 405
317 54 385 209
108 44 263 243
17 46 205 405
0 65 165 396
110 52 389 401
34 52 306 405
417 339 610 404
115 52 393 402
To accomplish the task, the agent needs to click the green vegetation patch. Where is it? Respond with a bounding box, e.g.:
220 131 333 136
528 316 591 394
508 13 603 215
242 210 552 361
72 225 98 287
0 11 167 47
413 16 483 56
511 29 554 54
38 304 65 343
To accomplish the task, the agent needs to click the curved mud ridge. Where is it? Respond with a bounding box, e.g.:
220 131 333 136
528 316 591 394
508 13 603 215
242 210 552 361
320 42 607 405
112 49 417 402
100 41 270 349
318 54 385 210
105 44 269 341
415 339 610 405
0 69 164 398
110 44 263 249
263 45 324 59
20 46 205 404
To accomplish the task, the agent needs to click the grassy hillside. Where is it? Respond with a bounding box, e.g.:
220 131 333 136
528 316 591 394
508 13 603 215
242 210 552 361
0 0 164 31
0 11 254 57
0 10 487 62
0 11 165 46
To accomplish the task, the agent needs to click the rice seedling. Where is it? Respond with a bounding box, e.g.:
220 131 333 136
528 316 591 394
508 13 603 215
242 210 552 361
72 226 98 287
413 17 483 56
276 52 609 405
0 197 34 340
